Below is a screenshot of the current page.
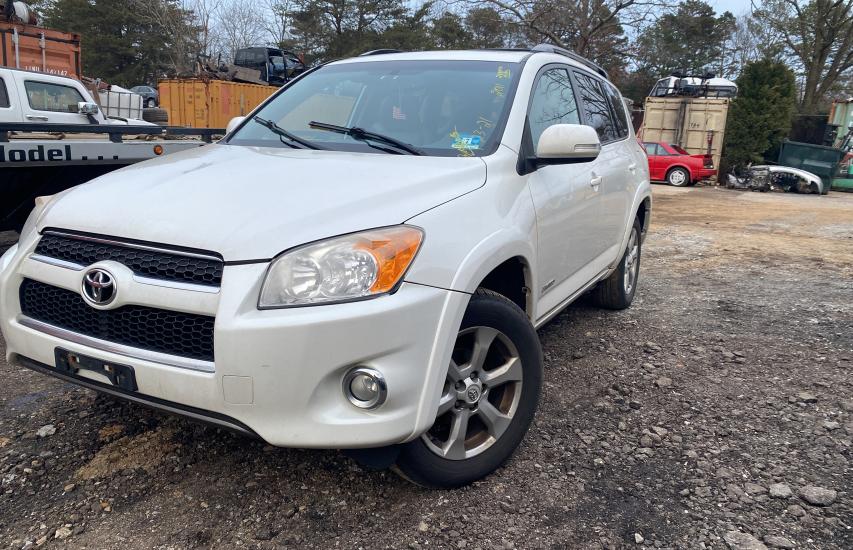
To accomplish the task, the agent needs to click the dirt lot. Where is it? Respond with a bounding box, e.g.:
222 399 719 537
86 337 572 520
1 186 851 550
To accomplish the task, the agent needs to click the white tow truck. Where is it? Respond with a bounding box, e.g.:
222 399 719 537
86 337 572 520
0 67 222 231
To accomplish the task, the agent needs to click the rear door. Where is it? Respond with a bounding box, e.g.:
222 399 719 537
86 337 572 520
525 65 602 310
572 71 635 264
17 75 90 124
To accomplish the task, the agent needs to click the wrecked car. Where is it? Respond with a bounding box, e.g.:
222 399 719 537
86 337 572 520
726 165 825 195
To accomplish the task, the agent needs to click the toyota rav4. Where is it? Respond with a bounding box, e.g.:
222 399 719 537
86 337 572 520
0 45 651 487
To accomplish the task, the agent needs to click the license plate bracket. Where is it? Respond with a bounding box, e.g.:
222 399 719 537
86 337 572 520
54 348 138 391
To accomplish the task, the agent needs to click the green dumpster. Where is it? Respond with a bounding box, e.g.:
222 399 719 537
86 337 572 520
777 140 846 194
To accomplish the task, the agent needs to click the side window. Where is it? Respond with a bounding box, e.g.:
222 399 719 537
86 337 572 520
573 71 618 143
604 82 629 138
25 81 85 113
643 142 659 155
527 67 579 152
0 78 9 108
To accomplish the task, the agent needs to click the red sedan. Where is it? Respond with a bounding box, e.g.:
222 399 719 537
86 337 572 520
641 142 716 187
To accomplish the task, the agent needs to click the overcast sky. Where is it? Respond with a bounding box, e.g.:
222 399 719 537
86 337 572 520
709 0 753 16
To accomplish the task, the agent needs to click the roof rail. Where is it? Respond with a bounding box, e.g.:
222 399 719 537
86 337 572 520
531 44 608 79
359 49 403 56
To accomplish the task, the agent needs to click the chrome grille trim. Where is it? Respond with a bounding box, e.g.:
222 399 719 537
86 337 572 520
17 316 216 373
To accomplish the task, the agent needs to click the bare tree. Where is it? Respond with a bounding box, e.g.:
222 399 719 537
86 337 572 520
474 0 664 64
756 0 853 113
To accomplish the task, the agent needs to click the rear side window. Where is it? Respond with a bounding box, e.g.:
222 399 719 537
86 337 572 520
527 67 580 152
643 143 659 155
603 82 629 138
573 71 618 143
25 80 85 112
0 78 9 108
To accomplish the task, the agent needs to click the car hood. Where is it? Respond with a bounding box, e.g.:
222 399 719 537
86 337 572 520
41 144 486 261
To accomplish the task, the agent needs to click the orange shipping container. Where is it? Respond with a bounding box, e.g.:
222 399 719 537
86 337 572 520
0 22 81 78
159 79 278 128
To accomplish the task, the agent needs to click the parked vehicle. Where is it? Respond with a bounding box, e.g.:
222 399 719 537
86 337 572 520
0 67 150 125
233 47 305 86
130 85 158 108
0 46 651 487
641 141 715 186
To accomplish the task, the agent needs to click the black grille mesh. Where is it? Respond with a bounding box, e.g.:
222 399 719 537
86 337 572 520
35 233 223 287
20 279 215 362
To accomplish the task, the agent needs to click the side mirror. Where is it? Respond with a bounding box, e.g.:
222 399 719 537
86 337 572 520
77 101 100 115
226 116 246 134
535 124 601 165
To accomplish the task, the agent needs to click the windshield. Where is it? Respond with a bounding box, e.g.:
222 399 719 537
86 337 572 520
228 60 521 157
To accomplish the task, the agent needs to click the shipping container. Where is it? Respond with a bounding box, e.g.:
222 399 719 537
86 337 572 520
0 22 81 78
638 97 730 179
159 79 277 128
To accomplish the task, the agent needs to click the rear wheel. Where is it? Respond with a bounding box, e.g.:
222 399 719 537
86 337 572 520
593 217 642 310
145 98 157 108
394 290 542 488
667 167 690 187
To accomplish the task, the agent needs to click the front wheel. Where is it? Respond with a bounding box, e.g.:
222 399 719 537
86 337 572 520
394 290 542 487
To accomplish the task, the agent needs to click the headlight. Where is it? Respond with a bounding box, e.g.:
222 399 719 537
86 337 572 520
259 226 423 308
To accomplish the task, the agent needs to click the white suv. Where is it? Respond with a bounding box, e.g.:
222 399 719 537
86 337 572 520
0 46 650 487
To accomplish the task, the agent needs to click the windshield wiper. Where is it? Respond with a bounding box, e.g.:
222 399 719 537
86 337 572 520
254 116 323 150
308 121 424 155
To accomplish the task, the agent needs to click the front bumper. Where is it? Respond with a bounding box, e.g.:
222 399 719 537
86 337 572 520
0 235 469 448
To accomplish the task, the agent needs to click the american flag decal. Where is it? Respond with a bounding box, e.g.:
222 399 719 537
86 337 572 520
392 106 407 120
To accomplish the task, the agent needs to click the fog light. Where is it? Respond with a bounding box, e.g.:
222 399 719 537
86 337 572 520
343 367 387 409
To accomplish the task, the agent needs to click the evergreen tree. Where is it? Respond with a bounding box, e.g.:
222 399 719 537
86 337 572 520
724 59 797 170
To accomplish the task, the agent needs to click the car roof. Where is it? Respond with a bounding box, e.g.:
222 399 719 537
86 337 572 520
328 49 606 77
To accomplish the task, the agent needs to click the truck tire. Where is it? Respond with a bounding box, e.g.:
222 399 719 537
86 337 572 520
393 289 542 488
593 218 642 310
142 108 169 125
666 166 691 187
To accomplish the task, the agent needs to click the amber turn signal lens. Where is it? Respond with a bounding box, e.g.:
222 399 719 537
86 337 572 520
153 145 164 155
354 226 423 293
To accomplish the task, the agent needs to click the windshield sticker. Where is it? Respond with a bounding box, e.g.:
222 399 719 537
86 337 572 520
391 105 407 120
450 129 480 156
496 66 511 79
490 83 506 98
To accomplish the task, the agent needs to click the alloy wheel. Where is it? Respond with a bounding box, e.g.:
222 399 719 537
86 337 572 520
422 326 523 460
623 228 639 295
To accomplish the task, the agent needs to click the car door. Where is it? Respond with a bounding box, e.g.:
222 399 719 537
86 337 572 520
643 143 661 180
18 76 90 124
0 73 16 123
525 65 603 311
572 71 635 262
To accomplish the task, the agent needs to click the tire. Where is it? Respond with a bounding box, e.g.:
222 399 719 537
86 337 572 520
593 217 642 310
145 98 157 108
394 289 543 488
142 107 169 125
667 167 691 187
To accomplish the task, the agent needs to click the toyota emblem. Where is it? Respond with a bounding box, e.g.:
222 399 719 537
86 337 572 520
82 268 116 306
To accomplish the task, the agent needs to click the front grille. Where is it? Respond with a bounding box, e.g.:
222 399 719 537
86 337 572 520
20 279 215 362
35 232 223 287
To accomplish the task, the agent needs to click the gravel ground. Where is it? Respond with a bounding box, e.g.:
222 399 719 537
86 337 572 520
0 185 851 550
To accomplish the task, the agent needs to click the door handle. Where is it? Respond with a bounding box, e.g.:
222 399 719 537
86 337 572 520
590 176 603 189
26 115 49 121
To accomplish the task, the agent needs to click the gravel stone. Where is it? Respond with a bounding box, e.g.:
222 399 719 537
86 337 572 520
768 483 792 499
798 486 837 506
763 535 795 549
724 531 767 550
